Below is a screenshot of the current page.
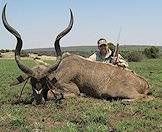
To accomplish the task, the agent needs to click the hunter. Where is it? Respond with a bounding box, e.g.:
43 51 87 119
88 38 128 67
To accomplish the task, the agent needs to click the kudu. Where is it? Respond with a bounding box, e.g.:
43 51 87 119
2 4 73 104
51 54 153 101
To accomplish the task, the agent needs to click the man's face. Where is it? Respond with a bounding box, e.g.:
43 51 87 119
98 44 108 55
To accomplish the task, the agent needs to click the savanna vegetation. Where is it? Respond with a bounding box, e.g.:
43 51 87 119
1 45 161 61
0 57 162 131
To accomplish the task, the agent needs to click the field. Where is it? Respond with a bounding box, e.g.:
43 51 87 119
0 58 162 131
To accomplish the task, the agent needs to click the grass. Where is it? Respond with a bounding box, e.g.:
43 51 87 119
0 58 162 131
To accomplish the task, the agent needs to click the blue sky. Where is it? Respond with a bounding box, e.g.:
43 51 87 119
0 0 162 49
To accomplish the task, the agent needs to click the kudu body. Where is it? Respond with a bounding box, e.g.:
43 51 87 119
2 4 73 104
51 54 152 101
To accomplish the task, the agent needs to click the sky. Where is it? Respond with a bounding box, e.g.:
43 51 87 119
0 0 162 49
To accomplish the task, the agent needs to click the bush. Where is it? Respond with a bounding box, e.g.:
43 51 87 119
0 53 2 58
125 51 145 62
119 51 130 59
5 49 10 52
0 49 10 53
108 43 115 52
38 53 43 56
20 51 29 57
0 49 5 53
143 46 160 59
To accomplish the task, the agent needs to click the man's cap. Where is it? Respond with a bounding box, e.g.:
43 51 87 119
97 38 108 46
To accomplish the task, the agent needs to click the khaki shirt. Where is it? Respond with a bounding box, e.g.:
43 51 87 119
88 49 128 67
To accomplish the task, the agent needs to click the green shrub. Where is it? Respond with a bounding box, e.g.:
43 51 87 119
119 51 130 58
125 51 144 62
143 46 160 59
38 53 43 56
20 51 29 57
0 53 2 58
5 49 10 52
0 49 10 53
108 42 115 52
0 49 5 53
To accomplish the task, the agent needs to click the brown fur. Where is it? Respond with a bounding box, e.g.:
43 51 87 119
49 54 153 101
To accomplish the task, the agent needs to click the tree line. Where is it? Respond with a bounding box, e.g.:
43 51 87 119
0 45 161 62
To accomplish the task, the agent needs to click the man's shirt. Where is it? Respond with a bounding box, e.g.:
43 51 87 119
88 49 128 67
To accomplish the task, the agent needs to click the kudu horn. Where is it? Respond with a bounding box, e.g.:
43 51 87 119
2 4 74 76
2 4 34 76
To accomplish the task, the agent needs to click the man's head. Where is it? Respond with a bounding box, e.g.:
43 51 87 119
97 38 109 55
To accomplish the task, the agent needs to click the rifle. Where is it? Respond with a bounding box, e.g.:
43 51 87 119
113 27 122 65
113 43 119 65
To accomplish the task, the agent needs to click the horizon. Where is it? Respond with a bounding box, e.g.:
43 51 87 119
21 44 162 51
2 44 162 51
1 0 162 49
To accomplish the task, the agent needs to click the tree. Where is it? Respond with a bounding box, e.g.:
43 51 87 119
143 46 160 59
125 51 144 62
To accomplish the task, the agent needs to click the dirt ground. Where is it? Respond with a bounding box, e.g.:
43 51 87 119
0 52 14 59
0 52 56 61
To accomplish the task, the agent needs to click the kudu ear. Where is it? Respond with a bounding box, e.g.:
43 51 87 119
10 74 29 86
48 74 57 84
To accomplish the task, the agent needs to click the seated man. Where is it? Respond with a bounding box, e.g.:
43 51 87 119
89 38 128 67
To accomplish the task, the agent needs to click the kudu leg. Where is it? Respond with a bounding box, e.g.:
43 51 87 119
123 92 154 101
51 82 80 98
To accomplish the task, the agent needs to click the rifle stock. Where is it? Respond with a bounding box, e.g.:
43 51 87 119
113 43 119 64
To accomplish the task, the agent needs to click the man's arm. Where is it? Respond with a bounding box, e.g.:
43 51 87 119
88 53 97 61
118 54 129 67
112 43 128 68
111 54 128 68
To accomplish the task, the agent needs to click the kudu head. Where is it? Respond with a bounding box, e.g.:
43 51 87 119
2 4 73 104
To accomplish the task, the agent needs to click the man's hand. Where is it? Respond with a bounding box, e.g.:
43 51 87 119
112 57 127 68
117 63 127 68
111 57 119 65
